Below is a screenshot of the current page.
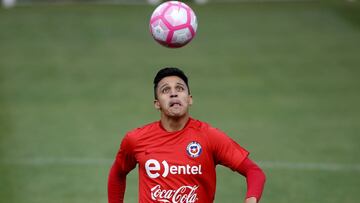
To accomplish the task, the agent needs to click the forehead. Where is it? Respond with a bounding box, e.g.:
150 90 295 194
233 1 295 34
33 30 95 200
157 76 186 87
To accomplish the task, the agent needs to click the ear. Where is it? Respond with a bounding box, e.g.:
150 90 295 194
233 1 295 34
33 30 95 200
189 95 193 106
154 100 161 110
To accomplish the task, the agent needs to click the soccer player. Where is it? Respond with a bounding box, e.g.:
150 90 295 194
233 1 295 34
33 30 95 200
108 67 266 203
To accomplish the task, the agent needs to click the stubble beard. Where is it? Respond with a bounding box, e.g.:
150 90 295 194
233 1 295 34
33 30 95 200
162 105 189 120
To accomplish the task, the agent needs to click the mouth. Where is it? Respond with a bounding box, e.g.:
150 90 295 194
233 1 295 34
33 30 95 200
169 101 182 107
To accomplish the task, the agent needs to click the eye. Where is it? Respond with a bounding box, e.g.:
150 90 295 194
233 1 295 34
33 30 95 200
161 87 170 94
176 86 185 92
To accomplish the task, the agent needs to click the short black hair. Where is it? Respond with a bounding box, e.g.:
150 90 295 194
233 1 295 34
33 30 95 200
153 67 190 99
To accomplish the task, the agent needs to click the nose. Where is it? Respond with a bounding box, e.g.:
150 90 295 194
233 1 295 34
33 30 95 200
170 89 178 98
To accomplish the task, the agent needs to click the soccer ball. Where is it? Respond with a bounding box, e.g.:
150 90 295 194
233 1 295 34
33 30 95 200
149 1 198 48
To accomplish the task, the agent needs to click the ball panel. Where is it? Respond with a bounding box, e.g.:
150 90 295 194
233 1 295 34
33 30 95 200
150 19 170 42
190 10 198 32
164 6 188 27
171 28 192 44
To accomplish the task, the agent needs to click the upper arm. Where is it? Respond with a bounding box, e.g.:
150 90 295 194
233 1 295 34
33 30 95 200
209 127 249 170
114 133 137 175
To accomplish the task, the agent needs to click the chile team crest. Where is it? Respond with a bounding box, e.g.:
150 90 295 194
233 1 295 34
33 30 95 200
186 141 202 158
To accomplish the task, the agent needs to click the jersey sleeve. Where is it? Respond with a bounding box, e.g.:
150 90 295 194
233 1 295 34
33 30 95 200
108 133 137 203
236 157 266 201
114 133 137 175
208 127 249 171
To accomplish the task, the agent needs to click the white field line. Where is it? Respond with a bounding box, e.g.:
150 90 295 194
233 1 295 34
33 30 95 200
15 0 318 7
258 161 360 172
0 157 114 166
0 158 359 172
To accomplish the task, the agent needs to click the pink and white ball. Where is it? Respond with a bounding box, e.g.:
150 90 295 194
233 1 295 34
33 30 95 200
149 1 198 48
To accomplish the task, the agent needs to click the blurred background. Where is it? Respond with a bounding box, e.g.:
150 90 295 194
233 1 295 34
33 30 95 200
0 0 359 202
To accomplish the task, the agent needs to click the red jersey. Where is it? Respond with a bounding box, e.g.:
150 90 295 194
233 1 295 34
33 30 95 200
114 118 249 203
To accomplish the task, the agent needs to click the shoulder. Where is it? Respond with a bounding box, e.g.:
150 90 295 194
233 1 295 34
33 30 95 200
123 121 160 144
188 118 209 131
190 118 226 136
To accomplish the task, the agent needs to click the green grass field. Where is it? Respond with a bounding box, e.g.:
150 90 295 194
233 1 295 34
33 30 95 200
1 1 360 202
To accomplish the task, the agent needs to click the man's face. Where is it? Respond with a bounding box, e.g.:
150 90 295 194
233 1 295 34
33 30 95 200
154 76 193 118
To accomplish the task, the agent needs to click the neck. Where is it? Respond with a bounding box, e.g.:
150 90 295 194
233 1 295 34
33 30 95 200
160 114 190 132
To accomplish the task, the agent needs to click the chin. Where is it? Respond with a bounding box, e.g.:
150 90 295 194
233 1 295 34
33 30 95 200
167 111 187 118
169 113 184 118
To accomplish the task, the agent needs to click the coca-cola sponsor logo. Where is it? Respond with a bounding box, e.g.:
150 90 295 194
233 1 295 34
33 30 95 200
145 159 202 179
151 184 199 203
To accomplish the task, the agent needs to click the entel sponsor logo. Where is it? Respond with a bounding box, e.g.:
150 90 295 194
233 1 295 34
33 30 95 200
145 159 202 179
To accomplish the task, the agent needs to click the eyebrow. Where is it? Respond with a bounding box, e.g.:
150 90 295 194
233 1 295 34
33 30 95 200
176 82 186 87
158 83 169 91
